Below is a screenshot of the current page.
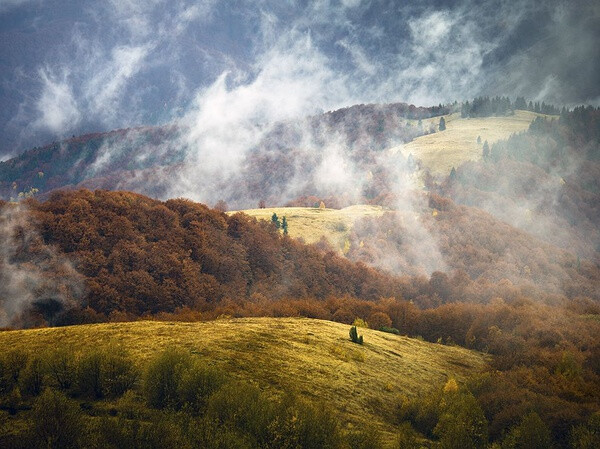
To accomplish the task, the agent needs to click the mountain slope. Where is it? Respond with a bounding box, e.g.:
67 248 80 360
233 205 386 250
390 110 553 176
234 201 599 299
0 317 489 440
0 102 446 207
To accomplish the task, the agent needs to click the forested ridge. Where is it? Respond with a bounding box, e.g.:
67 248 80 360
0 190 599 448
0 104 599 448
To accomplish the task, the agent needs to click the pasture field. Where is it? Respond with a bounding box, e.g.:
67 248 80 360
233 205 386 251
392 110 556 176
0 317 488 441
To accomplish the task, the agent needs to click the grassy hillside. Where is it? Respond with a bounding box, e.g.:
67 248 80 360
231 205 386 251
392 110 555 176
0 317 488 441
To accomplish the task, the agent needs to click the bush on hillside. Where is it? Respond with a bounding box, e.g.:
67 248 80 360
434 388 488 449
143 348 192 409
45 348 76 391
19 356 45 397
379 326 400 335
501 412 552 449
31 389 83 449
350 326 364 345
76 347 138 399
177 361 226 414
0 350 28 395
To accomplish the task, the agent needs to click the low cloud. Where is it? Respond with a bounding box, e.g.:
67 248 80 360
34 68 80 133
0 204 84 327
84 44 152 123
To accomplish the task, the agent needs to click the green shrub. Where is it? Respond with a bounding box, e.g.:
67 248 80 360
379 326 400 335
502 412 552 449
333 222 348 232
396 390 442 437
206 381 274 443
143 348 192 409
101 349 139 397
31 388 83 449
295 401 343 449
570 412 600 449
184 416 253 449
115 390 147 420
0 349 28 395
19 356 45 396
76 351 104 398
92 412 187 449
349 326 364 345
45 347 76 390
434 389 488 449
76 347 138 399
178 361 225 414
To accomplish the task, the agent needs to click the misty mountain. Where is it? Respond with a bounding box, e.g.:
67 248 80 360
436 107 600 259
2 188 598 329
1 0 598 158
0 102 447 207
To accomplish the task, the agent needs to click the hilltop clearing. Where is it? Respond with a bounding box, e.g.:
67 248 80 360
235 200 598 299
391 110 555 176
230 205 385 250
435 107 600 259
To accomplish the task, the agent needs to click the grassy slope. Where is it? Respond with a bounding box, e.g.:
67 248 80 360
232 205 386 251
235 112 553 250
0 317 488 441
392 110 554 176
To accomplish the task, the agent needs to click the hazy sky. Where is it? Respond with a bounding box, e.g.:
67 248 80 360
0 0 598 158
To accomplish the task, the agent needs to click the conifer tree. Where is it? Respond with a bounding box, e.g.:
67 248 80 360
271 213 280 229
349 326 363 345
439 116 446 131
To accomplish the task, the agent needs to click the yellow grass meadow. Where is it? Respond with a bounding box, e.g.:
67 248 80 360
232 205 386 251
391 110 556 176
0 317 488 442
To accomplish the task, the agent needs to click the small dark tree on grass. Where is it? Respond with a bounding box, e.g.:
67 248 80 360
282 216 288 235
271 213 281 229
449 167 457 181
349 326 364 345
439 117 446 131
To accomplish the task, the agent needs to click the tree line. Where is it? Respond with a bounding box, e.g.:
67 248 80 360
461 96 560 118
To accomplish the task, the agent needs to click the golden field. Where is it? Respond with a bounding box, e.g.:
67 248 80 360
392 110 556 176
0 317 488 442
232 205 386 251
